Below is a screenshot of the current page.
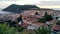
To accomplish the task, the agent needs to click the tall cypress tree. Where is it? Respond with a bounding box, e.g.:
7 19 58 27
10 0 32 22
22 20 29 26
35 12 38 15
44 12 53 21
17 14 23 23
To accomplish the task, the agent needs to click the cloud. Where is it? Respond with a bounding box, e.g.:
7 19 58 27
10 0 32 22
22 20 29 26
0 0 42 5
0 0 60 9
1 0 60 5
36 1 60 6
43 0 60 1
0 0 41 8
0 0 17 1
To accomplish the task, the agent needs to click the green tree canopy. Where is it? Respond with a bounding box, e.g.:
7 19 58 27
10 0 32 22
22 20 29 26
37 12 53 23
37 18 46 23
0 23 18 34
56 20 60 25
34 26 51 34
44 12 53 21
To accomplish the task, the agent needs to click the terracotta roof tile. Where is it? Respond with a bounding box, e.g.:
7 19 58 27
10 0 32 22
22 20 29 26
53 25 60 30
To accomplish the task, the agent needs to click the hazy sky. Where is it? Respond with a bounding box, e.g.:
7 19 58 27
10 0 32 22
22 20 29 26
0 0 60 9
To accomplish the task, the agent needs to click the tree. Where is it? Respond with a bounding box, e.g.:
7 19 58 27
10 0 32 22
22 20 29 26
37 18 46 23
0 23 18 34
16 26 25 32
44 12 53 21
35 12 38 15
55 17 59 20
34 26 51 34
17 14 23 25
56 20 60 25
37 12 53 23
6 20 17 27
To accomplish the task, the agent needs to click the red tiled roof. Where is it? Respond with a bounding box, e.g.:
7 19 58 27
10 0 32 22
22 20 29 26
31 21 47 26
22 23 29 27
53 25 60 30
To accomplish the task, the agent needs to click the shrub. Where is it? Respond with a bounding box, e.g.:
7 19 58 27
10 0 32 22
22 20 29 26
16 26 25 32
34 26 51 34
37 18 46 23
37 12 53 23
44 12 53 21
56 20 60 25
0 23 18 34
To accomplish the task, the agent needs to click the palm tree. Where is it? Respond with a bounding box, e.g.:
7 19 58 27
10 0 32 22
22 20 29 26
34 26 51 34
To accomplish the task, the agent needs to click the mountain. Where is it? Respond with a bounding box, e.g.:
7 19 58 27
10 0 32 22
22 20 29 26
2 4 40 13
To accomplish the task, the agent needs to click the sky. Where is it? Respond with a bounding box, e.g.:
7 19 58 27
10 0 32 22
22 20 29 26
0 0 60 10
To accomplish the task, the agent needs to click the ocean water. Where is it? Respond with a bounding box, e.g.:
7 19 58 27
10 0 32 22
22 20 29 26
52 8 60 10
0 8 13 14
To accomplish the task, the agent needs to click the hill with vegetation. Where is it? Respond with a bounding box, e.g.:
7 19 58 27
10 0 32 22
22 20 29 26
2 4 40 13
